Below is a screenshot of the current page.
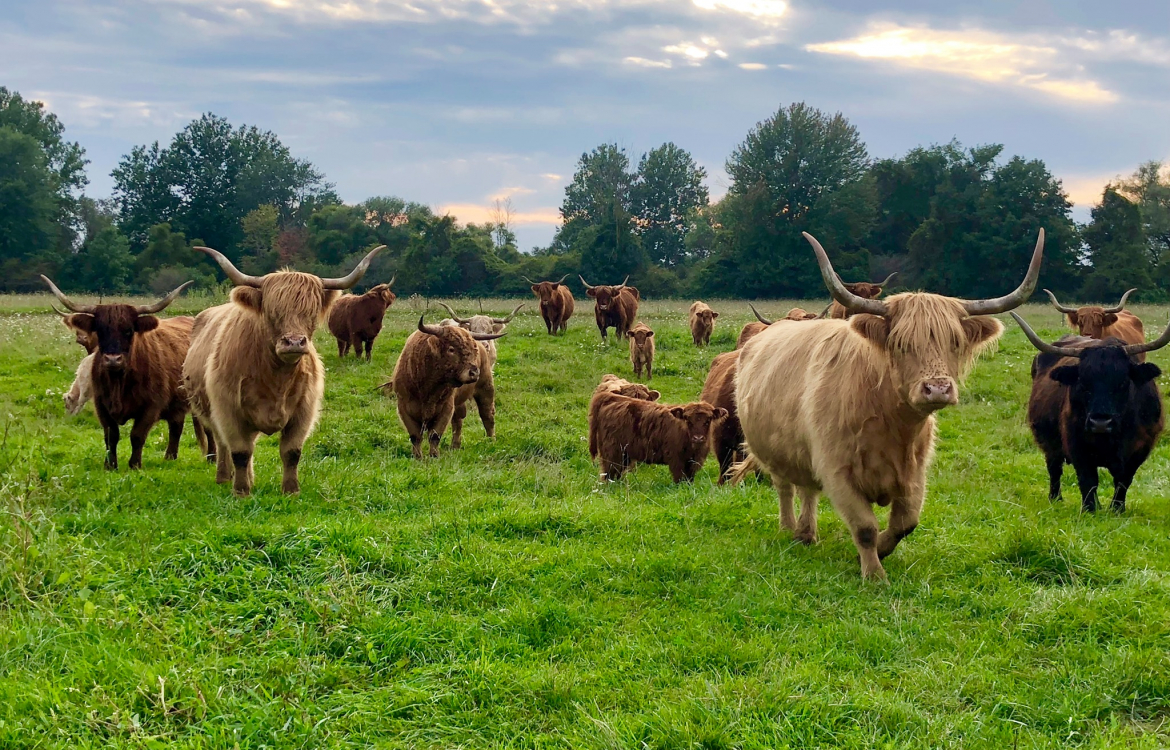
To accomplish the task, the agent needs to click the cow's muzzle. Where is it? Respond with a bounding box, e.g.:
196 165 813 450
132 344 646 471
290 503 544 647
102 353 126 371
276 334 310 360
460 366 480 384
915 379 958 410
1087 414 1117 435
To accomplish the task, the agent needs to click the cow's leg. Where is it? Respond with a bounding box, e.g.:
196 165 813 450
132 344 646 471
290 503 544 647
794 485 819 544
129 415 159 470
1046 454 1064 502
103 422 120 470
199 420 217 463
397 404 424 459
337 338 346 358
822 479 884 579
214 429 233 484
474 384 496 438
364 337 374 362
164 414 184 460
646 360 652 380
228 433 258 496
430 401 455 458
191 415 209 459
278 413 313 495
714 431 736 486
545 316 554 335
776 482 796 532
1074 463 1100 512
450 402 468 450
877 488 923 560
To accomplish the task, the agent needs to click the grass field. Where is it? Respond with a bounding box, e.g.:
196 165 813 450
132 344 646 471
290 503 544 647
2 292 1170 749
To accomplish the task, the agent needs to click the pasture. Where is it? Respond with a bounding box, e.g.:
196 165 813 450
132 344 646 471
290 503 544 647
2 293 1170 749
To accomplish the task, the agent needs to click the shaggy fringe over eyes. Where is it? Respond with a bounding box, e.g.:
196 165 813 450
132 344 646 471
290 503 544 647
883 293 1001 381
263 272 326 321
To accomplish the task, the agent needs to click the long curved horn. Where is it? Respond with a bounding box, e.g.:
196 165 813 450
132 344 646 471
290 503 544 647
472 330 507 341
194 246 263 288
876 272 898 288
579 275 596 290
802 233 888 316
50 304 70 318
41 276 96 314
748 303 773 325
1104 288 1137 314
321 245 386 290
1010 313 1084 358
1123 316 1170 356
521 275 537 285
135 280 194 314
1043 289 1077 315
617 275 629 288
417 316 445 336
816 303 832 319
961 229 1045 315
555 273 570 284
492 303 524 324
438 303 472 325
386 274 396 287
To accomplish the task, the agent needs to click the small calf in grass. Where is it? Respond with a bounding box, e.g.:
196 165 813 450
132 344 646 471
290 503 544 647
628 323 655 380
64 352 96 415
590 391 727 483
588 374 660 466
688 301 718 346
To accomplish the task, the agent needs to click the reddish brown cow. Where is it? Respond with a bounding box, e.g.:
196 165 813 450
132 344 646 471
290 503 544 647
53 305 98 352
391 317 505 458
826 273 897 319
700 350 742 484
588 375 660 461
1044 289 1145 353
328 278 397 360
581 275 640 341
589 392 727 483
43 277 203 470
628 323 655 380
688 301 719 346
737 304 818 349
524 274 575 334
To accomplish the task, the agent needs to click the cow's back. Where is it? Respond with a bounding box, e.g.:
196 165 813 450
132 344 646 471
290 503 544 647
1107 312 1145 347
737 322 767 349
327 294 358 339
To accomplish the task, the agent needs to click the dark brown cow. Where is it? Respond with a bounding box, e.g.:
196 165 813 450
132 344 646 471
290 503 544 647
827 273 897 319
43 277 203 470
328 278 396 360
588 375 660 461
688 301 719 346
700 350 742 484
580 275 640 341
524 274 575 334
391 317 505 458
628 323 655 380
1045 289 1145 354
737 304 818 349
589 391 727 483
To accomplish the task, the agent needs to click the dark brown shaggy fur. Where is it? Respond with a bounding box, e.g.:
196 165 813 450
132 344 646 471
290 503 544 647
588 375 660 461
327 283 396 359
688 301 718 346
700 350 742 484
451 341 497 449
589 392 727 483
589 285 640 341
531 280 575 334
828 281 889 319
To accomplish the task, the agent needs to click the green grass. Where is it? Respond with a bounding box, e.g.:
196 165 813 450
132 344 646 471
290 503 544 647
2 294 1170 748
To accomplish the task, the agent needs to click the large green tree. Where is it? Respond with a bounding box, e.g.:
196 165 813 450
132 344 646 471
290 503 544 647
1118 161 1170 293
631 143 708 268
1081 187 1152 301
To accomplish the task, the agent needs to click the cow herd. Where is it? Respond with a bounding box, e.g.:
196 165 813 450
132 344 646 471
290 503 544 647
41 231 1170 579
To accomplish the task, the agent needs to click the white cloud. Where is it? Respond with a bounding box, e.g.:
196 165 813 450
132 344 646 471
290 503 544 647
691 0 787 21
738 62 766 70
623 56 672 68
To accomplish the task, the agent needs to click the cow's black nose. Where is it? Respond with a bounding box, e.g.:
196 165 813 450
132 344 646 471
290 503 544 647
103 353 125 368
281 335 308 348
1087 415 1116 434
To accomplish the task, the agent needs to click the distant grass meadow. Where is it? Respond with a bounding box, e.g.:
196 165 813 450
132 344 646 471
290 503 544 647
2 291 1170 748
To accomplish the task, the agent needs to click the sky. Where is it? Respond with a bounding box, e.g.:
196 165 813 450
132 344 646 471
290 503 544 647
3 0 1169 251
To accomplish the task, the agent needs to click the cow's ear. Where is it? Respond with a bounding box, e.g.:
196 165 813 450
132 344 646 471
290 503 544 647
531 285 540 293
232 286 262 312
646 330 654 337
1066 312 1079 327
962 316 1002 347
67 313 94 333
1131 362 1161 385
1050 365 1080 385
493 323 505 333
320 289 341 317
648 390 661 401
586 287 598 298
134 315 160 333
715 407 729 420
712 312 719 318
1104 313 1119 327
670 406 687 419
850 314 888 346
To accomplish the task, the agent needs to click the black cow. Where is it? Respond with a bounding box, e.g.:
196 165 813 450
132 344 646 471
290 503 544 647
1013 313 1170 512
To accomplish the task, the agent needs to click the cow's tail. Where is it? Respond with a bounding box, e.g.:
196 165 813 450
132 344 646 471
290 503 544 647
727 451 762 486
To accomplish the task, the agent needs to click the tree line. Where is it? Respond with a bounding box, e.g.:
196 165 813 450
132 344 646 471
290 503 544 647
3 86 1169 300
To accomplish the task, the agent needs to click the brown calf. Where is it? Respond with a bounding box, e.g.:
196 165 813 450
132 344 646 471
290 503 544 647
737 304 819 349
53 305 98 352
581 275 640 341
826 273 896 319
588 375 660 461
589 392 727 483
700 350 742 484
328 278 396 360
524 274 575 334
628 323 655 380
688 301 718 346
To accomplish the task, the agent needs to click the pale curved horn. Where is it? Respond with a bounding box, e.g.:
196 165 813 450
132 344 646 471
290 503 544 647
555 274 570 284
521 275 537 285
438 303 472 325
321 245 386 290
135 280 194 314
1123 316 1170 356
961 229 1045 315
579 275 596 290
802 233 887 316
748 303 773 325
386 274 396 287
417 315 445 336
1010 313 1084 358
1104 288 1137 314
1043 289 1077 315
50 304 70 318
492 303 524 324
617 275 629 288
195 246 262 288
472 330 507 341
876 272 898 288
41 276 96 314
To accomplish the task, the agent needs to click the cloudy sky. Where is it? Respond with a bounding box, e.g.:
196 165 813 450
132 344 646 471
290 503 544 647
4 0 1169 249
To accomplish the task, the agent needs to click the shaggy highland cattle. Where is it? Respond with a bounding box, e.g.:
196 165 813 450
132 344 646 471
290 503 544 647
628 323 655 380
826 272 897 319
54 305 98 352
524 274 574 334
581 275 640 341
392 317 505 458
327 278 397 360
184 245 384 496
588 375 660 463
732 231 1044 580
589 390 727 483
700 350 742 484
64 352 96 415
43 277 202 470
736 304 817 349
438 302 523 370
1013 313 1169 513
1045 288 1145 352
688 301 719 346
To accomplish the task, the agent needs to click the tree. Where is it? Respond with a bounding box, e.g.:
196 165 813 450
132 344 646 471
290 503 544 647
1117 162 1170 293
0 128 60 289
631 143 708 267
1081 187 1152 301
240 205 280 274
0 87 88 222
60 226 133 293
561 143 632 224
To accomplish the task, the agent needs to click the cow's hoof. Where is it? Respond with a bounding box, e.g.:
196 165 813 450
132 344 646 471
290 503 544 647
793 531 817 545
282 482 300 495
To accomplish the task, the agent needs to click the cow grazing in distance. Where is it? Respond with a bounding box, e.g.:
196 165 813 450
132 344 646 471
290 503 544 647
581 275 640 341
1045 288 1145 355
524 274 574 334
64 352 96 415
737 304 818 349
689 301 719 346
700 350 742 484
43 277 203 470
391 317 505 458
53 305 98 352
1013 314 1168 513
589 392 727 483
438 302 523 370
628 323 655 380
184 245 385 496
327 277 397 360
826 272 897 319
732 231 1044 579
785 308 820 321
